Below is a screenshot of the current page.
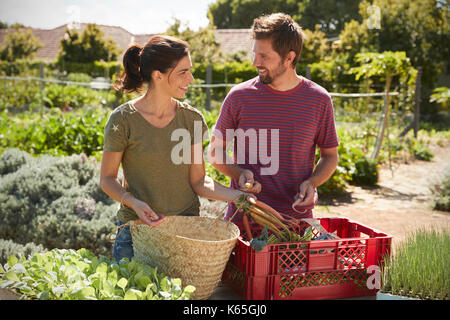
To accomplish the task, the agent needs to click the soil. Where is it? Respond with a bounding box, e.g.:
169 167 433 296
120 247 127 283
314 142 450 250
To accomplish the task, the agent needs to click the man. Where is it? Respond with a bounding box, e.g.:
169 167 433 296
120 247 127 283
207 13 339 225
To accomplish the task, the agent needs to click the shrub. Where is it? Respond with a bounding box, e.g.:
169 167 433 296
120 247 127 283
351 157 379 186
0 107 109 158
431 171 450 212
405 137 434 161
38 84 98 109
0 149 116 256
0 239 46 265
412 144 434 161
66 72 93 83
317 140 379 196
0 148 33 175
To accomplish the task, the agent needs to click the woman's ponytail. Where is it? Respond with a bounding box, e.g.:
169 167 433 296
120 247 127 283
114 43 144 93
114 35 189 94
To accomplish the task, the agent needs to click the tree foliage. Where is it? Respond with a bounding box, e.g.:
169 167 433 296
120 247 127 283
294 0 362 37
0 28 43 62
301 26 330 65
339 0 449 90
208 0 361 37
349 51 418 159
208 0 298 29
165 18 223 65
57 24 120 64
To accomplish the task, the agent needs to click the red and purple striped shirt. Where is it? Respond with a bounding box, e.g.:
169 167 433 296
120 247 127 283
213 76 339 223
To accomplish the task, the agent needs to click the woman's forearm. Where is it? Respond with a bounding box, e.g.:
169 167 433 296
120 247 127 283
99 176 136 209
192 175 243 203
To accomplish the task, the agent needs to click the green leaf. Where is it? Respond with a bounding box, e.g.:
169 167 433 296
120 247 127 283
3 270 20 282
51 285 66 297
37 290 49 300
107 270 118 287
80 287 96 299
7 255 18 268
183 285 196 295
0 280 15 288
160 277 170 292
145 283 156 298
159 291 172 300
90 277 101 291
96 262 108 274
124 289 139 300
102 279 114 296
135 271 151 289
117 278 128 290
11 263 27 274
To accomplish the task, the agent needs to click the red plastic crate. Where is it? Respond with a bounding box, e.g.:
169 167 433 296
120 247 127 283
222 217 392 300
222 261 378 300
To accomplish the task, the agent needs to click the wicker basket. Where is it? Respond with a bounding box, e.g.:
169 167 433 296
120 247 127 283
130 216 240 300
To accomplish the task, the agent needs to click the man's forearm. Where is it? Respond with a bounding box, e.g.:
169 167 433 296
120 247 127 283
307 154 338 188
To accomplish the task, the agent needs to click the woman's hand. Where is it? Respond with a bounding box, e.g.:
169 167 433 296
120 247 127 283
130 197 164 227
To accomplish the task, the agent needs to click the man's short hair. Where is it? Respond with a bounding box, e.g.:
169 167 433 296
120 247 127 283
251 13 304 68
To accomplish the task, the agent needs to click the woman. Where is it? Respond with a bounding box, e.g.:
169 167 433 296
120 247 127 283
100 35 250 262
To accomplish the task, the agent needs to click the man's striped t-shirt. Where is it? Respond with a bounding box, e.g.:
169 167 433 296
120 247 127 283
212 76 339 223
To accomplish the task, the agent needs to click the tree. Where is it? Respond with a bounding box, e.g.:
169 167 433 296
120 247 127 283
338 19 378 63
349 51 417 160
348 1 449 90
294 0 362 37
300 26 330 65
58 24 119 64
208 0 298 29
336 0 449 115
0 28 43 61
208 0 362 37
165 18 222 65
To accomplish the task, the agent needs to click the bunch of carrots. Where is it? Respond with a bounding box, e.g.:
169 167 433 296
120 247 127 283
234 193 307 243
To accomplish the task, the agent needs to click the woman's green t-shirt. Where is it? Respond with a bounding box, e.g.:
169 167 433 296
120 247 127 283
103 99 209 222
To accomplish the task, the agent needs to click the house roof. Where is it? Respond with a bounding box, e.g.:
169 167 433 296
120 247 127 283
0 23 253 62
213 29 253 59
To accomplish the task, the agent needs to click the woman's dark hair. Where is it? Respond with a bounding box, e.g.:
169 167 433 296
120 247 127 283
114 35 189 93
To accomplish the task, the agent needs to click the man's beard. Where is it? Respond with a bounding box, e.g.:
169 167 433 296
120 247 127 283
258 63 287 84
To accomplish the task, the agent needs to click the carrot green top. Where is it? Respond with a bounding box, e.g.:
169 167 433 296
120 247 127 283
103 99 209 222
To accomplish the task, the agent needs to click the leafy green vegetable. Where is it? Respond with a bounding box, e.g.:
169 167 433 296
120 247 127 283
0 248 195 300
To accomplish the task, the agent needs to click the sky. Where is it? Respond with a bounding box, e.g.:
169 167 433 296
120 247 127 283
0 0 216 34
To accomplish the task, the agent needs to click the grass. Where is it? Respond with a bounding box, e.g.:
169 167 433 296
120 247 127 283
381 227 450 300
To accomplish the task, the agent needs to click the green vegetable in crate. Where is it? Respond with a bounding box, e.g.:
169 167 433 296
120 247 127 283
267 226 313 245
250 226 269 252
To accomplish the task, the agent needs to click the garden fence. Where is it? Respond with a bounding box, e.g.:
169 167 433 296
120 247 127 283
1 75 409 129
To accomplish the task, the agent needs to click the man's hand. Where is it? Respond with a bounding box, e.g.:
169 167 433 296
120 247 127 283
292 180 318 212
238 169 262 194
